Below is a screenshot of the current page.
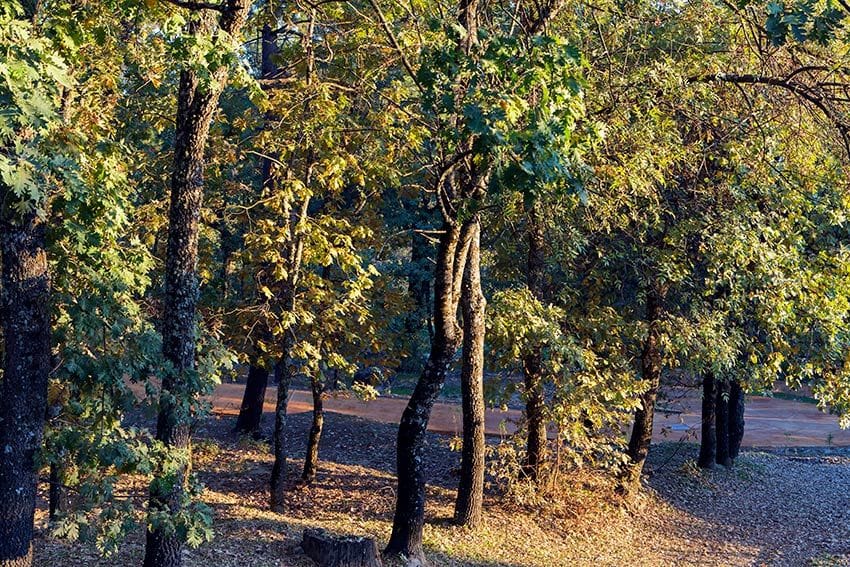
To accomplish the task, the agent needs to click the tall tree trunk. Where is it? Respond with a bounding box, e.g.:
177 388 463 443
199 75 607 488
302 373 324 483
234 363 270 437
385 220 472 563
715 380 732 467
622 284 665 489
144 5 249 566
453 220 485 528
522 203 548 481
0 215 51 567
270 353 293 512
697 373 716 469
728 380 745 460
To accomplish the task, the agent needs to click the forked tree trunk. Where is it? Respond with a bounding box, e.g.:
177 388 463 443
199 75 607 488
454 220 485 528
0 215 51 567
697 373 716 469
385 220 472 563
728 380 745 460
522 203 548 481
715 380 732 467
144 5 249 566
302 374 324 483
622 284 665 489
234 363 270 437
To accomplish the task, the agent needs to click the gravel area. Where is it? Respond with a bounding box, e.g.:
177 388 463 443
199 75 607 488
642 443 850 566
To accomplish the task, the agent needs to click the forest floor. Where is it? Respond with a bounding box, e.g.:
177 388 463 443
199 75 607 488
34 409 850 566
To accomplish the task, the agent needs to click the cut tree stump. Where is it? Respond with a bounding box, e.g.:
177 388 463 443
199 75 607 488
301 528 383 567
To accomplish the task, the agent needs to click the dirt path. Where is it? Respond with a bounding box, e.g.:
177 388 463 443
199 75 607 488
211 382 850 447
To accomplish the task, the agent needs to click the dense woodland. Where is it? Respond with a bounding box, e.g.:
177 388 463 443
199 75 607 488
3 0 850 565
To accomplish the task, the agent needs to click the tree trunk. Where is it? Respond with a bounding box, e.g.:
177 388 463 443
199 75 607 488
234 363 270 438
270 355 292 512
622 284 665 489
144 5 249 566
697 373 716 469
302 373 324 483
453 220 485 528
48 462 73 522
715 380 732 467
728 380 745 460
385 220 471 563
0 215 51 567
302 529 383 567
522 203 547 481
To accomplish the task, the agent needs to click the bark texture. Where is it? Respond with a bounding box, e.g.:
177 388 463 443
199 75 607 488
302 374 324 483
385 220 472 562
270 356 292 512
144 4 249 566
697 373 716 469
0 214 51 567
622 285 665 488
715 380 732 467
522 204 548 480
302 529 383 567
234 363 270 437
453 220 485 528
728 380 745 460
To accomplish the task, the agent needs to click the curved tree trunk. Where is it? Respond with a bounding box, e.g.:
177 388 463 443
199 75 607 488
715 380 732 467
697 373 716 469
234 363 270 438
0 215 51 567
144 5 249 566
453 220 486 528
302 373 324 483
385 220 471 563
622 284 665 489
728 380 745 461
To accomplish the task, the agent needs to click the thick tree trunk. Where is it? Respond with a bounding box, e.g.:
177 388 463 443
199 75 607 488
302 529 383 567
697 373 716 469
144 5 249 566
302 373 324 483
622 284 665 489
715 380 732 467
234 363 270 437
385 220 471 563
0 216 51 567
728 380 745 460
453 220 485 528
270 355 292 512
522 203 548 481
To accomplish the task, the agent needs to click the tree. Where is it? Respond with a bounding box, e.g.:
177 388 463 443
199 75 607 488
145 2 250 565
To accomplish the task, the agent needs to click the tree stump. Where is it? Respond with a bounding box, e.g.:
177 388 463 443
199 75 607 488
301 528 383 567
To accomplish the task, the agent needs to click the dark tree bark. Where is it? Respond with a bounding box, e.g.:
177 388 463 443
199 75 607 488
522 203 548 481
302 529 383 567
453 220 485 528
697 373 716 469
234 363 270 437
715 380 732 467
0 214 51 567
385 220 472 563
144 4 249 566
270 355 293 512
622 284 665 489
48 462 74 522
399 226 434 372
728 380 745 460
302 373 324 483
